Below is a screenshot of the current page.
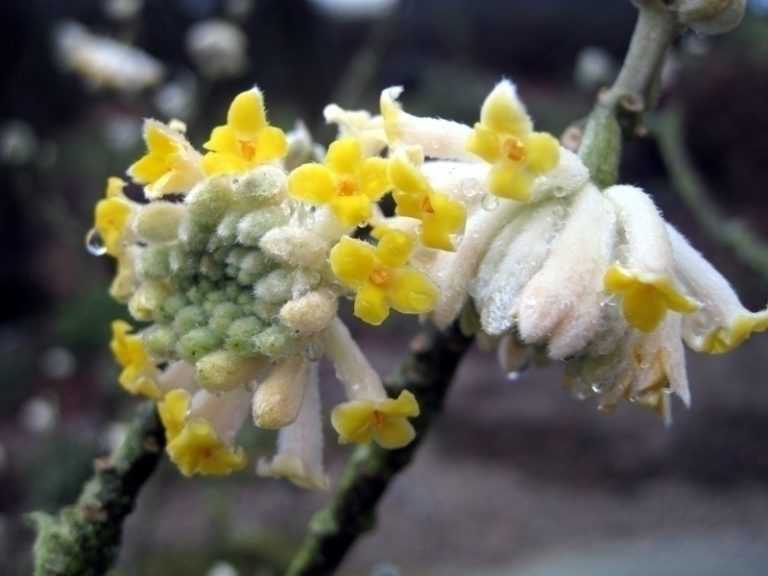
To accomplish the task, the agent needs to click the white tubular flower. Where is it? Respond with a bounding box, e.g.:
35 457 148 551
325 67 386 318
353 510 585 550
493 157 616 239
259 226 331 269
156 361 197 394
603 185 700 333
517 185 616 359
323 104 388 157
252 356 310 429
325 319 419 449
55 21 163 92
674 0 746 35
380 87 476 161
667 225 768 353
279 289 339 336
257 363 330 490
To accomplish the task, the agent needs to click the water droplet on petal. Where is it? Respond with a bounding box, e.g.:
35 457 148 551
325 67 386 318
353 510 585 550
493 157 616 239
85 228 107 256
481 193 499 211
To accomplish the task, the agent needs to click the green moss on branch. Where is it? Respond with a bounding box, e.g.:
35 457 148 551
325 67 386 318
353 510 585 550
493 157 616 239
31 401 165 576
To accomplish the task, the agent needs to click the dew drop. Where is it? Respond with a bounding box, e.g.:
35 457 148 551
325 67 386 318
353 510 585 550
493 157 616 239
591 380 607 394
506 370 521 381
553 186 568 198
85 228 107 256
481 193 500 211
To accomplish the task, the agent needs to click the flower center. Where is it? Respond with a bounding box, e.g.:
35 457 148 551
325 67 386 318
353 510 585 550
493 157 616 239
338 177 358 196
503 136 526 162
420 195 435 214
372 410 385 426
239 140 256 161
369 267 391 286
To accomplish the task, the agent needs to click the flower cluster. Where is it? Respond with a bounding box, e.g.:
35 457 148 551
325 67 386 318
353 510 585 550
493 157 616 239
91 79 766 488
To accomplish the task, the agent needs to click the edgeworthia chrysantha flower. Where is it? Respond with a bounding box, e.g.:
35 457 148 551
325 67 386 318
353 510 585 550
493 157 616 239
89 80 767 489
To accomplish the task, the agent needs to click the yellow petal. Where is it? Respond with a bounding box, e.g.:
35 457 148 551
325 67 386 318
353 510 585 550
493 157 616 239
158 388 191 441
227 89 266 140
622 286 668 333
488 161 534 201
359 157 391 200
202 151 248 176
603 264 636 292
373 416 415 449
94 197 133 256
129 153 170 184
380 390 420 417
329 194 372 227
330 401 375 444
106 177 126 198
252 125 288 163
354 283 390 325
389 155 429 196
203 125 240 155
166 418 247 476
702 312 768 354
526 132 560 174
145 122 178 155
376 229 413 267
288 163 336 203
326 137 363 174
480 83 530 136
392 188 423 218
388 269 438 314
329 236 377 287
466 123 501 163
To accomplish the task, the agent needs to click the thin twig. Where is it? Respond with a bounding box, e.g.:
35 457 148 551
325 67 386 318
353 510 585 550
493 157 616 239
579 0 680 187
285 323 473 576
654 108 768 283
31 401 165 576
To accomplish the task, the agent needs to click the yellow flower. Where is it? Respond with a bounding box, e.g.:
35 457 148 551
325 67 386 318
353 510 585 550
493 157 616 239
387 152 466 251
167 419 247 476
94 177 133 256
701 312 768 354
466 81 560 201
202 88 287 175
287 137 390 227
128 120 204 198
603 264 699 333
329 230 438 325
158 388 248 476
331 390 420 449
109 320 161 398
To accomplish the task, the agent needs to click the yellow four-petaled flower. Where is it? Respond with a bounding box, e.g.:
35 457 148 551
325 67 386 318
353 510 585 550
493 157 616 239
466 82 560 201
331 390 420 449
388 152 466 251
203 88 288 175
329 229 438 325
288 137 391 227
158 389 247 476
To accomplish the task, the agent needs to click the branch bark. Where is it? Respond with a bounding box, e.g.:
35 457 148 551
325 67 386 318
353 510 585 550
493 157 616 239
31 401 165 576
285 323 473 576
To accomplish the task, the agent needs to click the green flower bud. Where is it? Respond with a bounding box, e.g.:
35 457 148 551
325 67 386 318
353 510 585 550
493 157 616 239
144 324 177 358
252 324 300 358
177 327 222 362
186 176 234 227
212 212 241 248
254 269 293 304
225 316 264 355
162 293 188 318
200 254 224 281
240 251 270 275
173 305 207 333
237 206 289 247
133 202 184 243
233 165 286 208
128 281 171 322
209 302 241 333
139 245 171 280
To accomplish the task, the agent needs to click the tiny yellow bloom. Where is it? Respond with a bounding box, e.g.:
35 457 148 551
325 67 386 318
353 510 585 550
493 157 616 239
158 388 190 441
331 390 420 449
388 153 466 251
330 230 438 325
128 120 204 198
109 320 161 398
166 418 247 476
604 264 699 333
466 81 560 201
94 177 133 256
202 88 288 175
701 312 768 354
288 137 391 227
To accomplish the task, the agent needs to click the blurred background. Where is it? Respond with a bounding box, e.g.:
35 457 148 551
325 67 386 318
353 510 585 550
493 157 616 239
1 0 768 574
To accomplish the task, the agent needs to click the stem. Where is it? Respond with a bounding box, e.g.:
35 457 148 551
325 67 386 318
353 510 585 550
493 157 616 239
579 0 680 187
31 402 165 576
654 108 768 283
285 323 473 576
